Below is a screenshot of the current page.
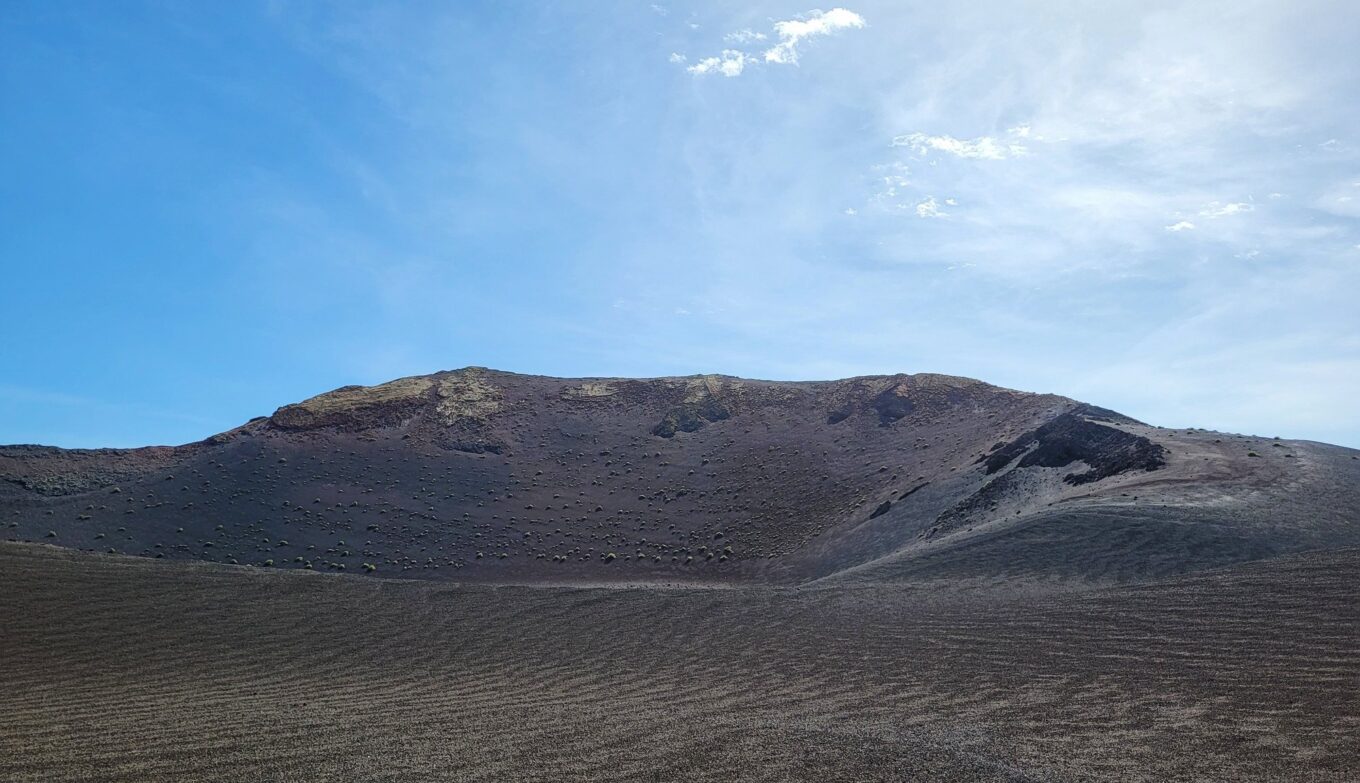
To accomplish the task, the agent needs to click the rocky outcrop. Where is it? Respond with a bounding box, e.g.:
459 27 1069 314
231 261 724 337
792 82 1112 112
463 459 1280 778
651 376 734 438
982 405 1166 485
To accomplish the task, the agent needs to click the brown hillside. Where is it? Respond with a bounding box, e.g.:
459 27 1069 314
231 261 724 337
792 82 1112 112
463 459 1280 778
4 368 1357 585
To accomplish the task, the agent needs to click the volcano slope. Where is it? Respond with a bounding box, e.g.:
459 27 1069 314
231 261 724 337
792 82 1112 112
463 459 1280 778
2 369 1359 782
4 368 1358 585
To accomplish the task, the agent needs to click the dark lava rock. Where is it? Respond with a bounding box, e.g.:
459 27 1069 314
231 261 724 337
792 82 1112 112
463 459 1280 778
871 388 915 427
652 397 731 438
983 406 1166 485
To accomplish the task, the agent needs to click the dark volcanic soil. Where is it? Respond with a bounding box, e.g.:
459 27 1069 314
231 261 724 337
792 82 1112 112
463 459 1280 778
1 541 1357 782
2 369 1358 781
3 368 1357 586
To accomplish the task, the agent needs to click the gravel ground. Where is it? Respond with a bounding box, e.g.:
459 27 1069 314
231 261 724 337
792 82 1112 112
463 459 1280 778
3 541 1357 782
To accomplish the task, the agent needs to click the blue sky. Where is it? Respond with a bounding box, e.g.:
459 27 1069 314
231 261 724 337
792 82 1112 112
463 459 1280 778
2 1 1358 448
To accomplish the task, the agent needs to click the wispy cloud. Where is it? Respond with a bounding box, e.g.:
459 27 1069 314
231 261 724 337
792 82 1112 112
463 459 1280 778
891 131 1028 160
122 0 1356 451
914 196 946 218
652 1 1359 444
724 29 766 44
676 7 865 77
1200 201 1254 218
1315 181 1360 218
686 49 754 77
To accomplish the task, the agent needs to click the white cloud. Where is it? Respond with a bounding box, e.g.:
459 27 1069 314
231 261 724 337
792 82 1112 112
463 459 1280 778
873 162 910 194
843 207 857 215
763 8 866 65
1166 220 1196 232
915 196 947 218
668 52 686 64
687 50 753 77
1200 201 1254 218
891 131 1027 159
678 8 865 77
725 29 766 44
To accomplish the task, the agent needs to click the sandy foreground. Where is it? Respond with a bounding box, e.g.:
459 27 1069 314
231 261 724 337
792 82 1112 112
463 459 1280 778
2 541 1356 782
